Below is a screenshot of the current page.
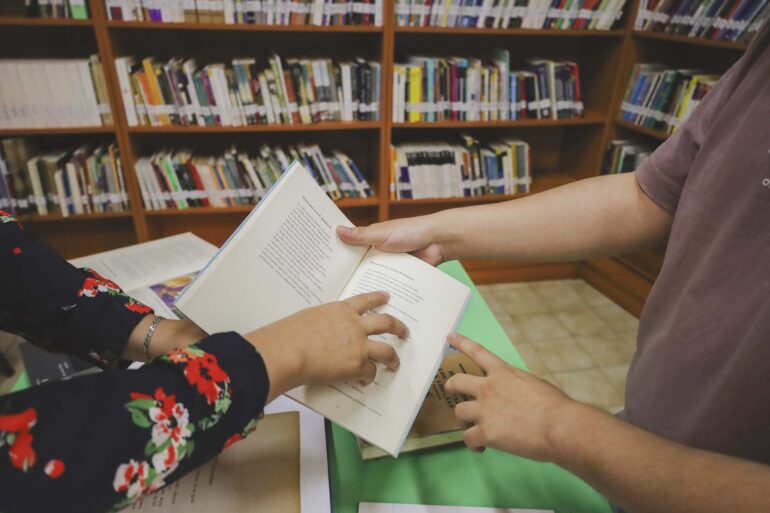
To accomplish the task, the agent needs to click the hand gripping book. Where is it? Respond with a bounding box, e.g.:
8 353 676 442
176 160 472 457
358 352 484 460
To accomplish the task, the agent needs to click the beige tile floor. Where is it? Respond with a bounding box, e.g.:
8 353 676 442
477 279 639 413
0 279 638 411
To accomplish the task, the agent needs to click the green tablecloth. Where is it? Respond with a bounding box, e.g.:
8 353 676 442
9 261 611 513
327 260 611 513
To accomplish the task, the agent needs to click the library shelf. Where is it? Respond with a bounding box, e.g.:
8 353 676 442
389 173 574 205
143 197 379 216
632 30 750 51
0 126 116 136
0 17 94 27
127 121 382 134
392 112 606 129
105 20 383 32
17 211 134 223
394 27 626 37
615 119 669 141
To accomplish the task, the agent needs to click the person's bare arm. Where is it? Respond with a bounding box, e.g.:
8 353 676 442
445 334 770 513
339 173 673 264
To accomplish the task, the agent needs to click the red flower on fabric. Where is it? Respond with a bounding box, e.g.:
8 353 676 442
78 269 122 298
184 353 230 405
44 459 65 479
0 408 37 432
113 459 150 499
125 301 153 314
165 348 191 364
148 388 192 448
223 433 242 450
8 430 36 471
12 246 21 255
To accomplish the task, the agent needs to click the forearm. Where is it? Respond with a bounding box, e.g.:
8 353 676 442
432 173 673 262
552 403 770 513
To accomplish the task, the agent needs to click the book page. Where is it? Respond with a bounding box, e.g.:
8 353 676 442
288 249 471 456
123 412 300 513
69 233 217 291
177 161 367 335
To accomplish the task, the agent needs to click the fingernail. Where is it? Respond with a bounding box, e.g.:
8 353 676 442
448 332 458 340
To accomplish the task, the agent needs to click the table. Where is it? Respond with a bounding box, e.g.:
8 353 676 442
327 261 612 513
10 261 611 513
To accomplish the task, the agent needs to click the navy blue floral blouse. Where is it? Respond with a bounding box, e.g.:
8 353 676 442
0 210 269 513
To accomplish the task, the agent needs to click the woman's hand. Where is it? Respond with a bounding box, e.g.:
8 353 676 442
444 333 578 462
336 214 447 266
246 291 408 402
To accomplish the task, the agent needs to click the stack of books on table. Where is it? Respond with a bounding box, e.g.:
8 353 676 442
23 0 89 18
0 57 112 129
390 136 531 200
393 51 583 123
136 144 372 210
116 54 381 127
0 139 129 216
602 140 654 174
105 0 382 25
634 0 769 43
620 64 719 134
394 0 627 29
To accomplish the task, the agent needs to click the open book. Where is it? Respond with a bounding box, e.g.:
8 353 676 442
176 161 472 457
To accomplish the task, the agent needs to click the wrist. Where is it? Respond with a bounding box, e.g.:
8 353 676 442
547 401 607 469
245 326 303 402
431 208 464 261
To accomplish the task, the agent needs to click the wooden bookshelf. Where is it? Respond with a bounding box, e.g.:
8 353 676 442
106 20 383 32
127 121 381 133
392 111 606 129
394 27 627 36
632 29 750 51
0 0 752 310
614 119 669 141
0 16 93 26
0 126 115 136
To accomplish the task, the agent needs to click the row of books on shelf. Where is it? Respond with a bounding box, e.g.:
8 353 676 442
390 137 532 199
635 0 769 42
136 144 372 210
116 55 381 128
620 63 717 134
396 0 626 29
22 0 89 19
602 139 653 173
0 138 130 216
105 0 382 25
0 57 112 129
393 52 583 123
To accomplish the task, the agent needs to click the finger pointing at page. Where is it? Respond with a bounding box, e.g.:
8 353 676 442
362 314 409 339
367 340 400 371
344 290 390 314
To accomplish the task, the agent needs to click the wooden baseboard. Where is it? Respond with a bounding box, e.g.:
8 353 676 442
461 259 579 285
579 258 654 317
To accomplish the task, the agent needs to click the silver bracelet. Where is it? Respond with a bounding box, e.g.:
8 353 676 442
143 316 164 362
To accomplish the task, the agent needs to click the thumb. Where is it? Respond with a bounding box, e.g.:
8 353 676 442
337 225 382 247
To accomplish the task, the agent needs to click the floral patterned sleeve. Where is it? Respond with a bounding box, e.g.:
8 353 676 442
0 210 151 367
0 210 271 512
0 334 269 513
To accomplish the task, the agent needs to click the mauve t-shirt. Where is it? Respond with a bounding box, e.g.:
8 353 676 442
627 23 770 463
